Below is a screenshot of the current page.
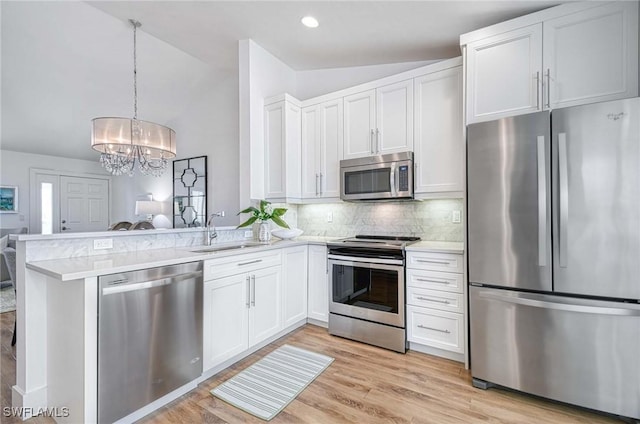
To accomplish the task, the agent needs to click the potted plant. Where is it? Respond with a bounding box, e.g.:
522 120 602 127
237 200 289 242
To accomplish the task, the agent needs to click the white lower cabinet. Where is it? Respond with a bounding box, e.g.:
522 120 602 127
307 244 328 323
282 245 308 327
203 252 283 372
406 250 465 361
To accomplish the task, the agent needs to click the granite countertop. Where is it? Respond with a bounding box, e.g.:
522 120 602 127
26 236 339 281
405 241 464 254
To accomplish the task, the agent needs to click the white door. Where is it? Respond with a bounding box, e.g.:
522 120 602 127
343 90 376 159
414 67 464 195
59 176 109 232
282 246 308 328
264 102 286 200
307 245 329 324
543 1 638 110
466 24 543 123
319 98 343 199
203 274 249 371
248 266 282 346
376 79 414 154
33 173 60 234
301 105 320 199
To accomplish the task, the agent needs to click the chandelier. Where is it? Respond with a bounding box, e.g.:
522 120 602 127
91 19 176 177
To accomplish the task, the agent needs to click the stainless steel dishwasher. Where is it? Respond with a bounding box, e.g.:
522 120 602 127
98 262 203 423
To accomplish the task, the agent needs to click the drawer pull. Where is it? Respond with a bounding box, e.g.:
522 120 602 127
415 278 450 285
416 259 451 265
417 325 451 334
416 296 450 305
238 259 263 266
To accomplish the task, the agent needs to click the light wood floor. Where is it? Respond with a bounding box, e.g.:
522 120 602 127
1 312 623 423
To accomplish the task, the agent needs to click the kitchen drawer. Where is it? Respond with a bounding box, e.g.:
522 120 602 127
407 305 464 354
407 287 464 314
407 251 463 273
204 250 282 280
406 269 463 293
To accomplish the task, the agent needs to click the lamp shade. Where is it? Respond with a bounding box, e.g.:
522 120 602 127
135 200 169 216
91 118 176 160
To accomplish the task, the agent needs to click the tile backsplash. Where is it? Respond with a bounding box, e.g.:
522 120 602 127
297 199 464 241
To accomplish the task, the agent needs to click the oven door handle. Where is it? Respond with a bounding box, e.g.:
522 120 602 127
327 255 404 267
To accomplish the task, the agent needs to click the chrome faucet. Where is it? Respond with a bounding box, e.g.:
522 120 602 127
206 211 225 245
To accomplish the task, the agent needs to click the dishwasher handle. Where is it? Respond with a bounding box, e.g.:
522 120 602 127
102 270 203 295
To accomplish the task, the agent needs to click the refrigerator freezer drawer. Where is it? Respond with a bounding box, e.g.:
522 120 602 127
470 286 640 419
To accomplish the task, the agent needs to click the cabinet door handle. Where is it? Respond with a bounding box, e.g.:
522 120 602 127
535 71 540 110
319 173 323 196
545 69 551 109
376 128 380 153
245 275 250 308
416 296 450 305
250 275 256 306
417 325 450 334
415 277 450 285
238 259 263 267
416 259 450 265
370 129 375 154
315 173 319 196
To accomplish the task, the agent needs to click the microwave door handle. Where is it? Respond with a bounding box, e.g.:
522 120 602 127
389 163 396 196
395 166 400 194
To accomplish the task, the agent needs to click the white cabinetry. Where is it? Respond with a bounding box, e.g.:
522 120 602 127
301 99 343 200
307 245 328 324
264 95 302 203
203 251 283 371
466 24 543 123
464 1 638 124
406 250 465 361
543 2 638 110
413 65 464 196
282 245 308 327
343 79 413 159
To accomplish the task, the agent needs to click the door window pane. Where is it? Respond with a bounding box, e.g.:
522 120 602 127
41 182 53 234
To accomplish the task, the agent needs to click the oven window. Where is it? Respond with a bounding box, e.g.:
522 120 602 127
344 168 391 194
332 264 399 313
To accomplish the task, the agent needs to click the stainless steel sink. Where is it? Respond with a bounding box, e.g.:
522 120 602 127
189 241 266 254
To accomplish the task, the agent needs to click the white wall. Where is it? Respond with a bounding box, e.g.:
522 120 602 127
296 59 437 100
239 40 297 208
0 150 109 230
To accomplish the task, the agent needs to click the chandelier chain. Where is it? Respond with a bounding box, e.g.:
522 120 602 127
131 19 140 120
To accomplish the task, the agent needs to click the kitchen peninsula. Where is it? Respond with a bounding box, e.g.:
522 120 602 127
11 227 463 423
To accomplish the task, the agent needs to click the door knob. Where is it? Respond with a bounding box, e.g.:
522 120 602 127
62 220 66 224
62 226 70 231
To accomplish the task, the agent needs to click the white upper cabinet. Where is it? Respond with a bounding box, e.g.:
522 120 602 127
343 90 376 159
414 66 464 195
301 99 343 200
264 96 302 203
343 80 414 159
543 1 638 110
376 79 414 155
463 1 639 124
466 24 543 124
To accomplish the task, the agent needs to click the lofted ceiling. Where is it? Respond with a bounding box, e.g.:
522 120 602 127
1 0 568 162
89 0 566 71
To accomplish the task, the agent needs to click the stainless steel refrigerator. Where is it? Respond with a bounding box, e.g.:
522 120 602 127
467 97 640 420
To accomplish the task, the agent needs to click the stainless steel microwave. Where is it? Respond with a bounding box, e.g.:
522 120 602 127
340 152 414 201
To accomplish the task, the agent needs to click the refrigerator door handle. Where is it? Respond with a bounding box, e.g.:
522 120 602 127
536 136 547 267
558 132 569 267
478 290 640 316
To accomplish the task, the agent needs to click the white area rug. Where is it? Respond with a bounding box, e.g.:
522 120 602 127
211 344 334 421
0 285 16 313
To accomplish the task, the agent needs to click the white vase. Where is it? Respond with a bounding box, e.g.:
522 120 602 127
258 221 271 242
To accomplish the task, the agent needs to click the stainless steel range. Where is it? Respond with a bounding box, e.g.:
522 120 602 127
327 235 420 353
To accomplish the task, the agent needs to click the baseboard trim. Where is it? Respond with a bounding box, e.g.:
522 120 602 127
11 384 47 420
306 318 328 328
409 342 464 363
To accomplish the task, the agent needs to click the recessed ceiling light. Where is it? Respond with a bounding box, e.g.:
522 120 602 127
301 16 319 28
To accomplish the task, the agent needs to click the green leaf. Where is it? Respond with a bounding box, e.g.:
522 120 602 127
237 206 259 215
259 199 270 212
237 216 258 228
271 216 290 229
272 208 287 217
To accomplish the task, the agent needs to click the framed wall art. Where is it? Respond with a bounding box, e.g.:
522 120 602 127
0 186 18 213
